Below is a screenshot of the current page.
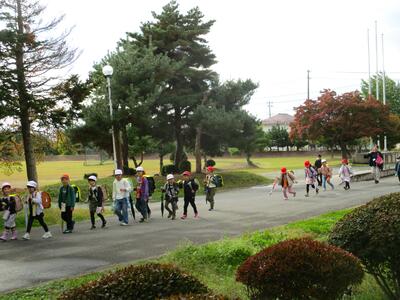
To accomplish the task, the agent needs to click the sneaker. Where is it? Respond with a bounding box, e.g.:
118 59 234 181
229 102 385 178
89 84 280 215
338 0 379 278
120 222 128 226
194 213 199 219
11 231 17 240
316 188 319 194
0 231 8 241
283 198 289 201
167 213 172 219
305 194 309 197
102 221 107 228
23 233 30 240
171 215 176 220
140 218 148 223
293 192 296 198
181 215 187 220
208 208 213 211
42 232 52 239
375 180 379 184
90 225 96 230
63 229 72 234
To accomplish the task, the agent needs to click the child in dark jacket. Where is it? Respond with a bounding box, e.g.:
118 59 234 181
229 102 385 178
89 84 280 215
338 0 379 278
0 182 18 241
162 174 179 220
180 171 199 219
87 175 106 229
58 174 76 234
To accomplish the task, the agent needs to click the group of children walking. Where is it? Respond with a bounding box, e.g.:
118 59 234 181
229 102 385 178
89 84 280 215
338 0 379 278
0 165 219 241
271 155 355 200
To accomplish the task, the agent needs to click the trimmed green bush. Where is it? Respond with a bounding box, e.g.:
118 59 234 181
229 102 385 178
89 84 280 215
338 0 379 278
179 160 192 172
162 294 234 300
59 263 208 300
236 238 364 300
162 164 179 176
329 192 400 300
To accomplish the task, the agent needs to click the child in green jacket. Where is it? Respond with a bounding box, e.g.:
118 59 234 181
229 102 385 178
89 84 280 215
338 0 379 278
58 174 76 234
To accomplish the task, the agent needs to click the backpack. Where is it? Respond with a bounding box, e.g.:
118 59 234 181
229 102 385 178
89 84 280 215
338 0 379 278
376 154 384 166
99 186 108 204
71 184 81 202
11 194 23 212
145 176 156 196
213 174 224 188
41 191 52 209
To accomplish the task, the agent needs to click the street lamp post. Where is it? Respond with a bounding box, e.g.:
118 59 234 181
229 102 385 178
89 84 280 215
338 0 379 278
102 65 117 169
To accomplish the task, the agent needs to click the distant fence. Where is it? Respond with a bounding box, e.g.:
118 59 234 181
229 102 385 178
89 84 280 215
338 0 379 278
44 155 104 162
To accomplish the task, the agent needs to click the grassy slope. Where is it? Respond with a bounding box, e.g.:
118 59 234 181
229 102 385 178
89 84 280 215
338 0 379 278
0 208 385 300
0 171 270 230
0 156 343 188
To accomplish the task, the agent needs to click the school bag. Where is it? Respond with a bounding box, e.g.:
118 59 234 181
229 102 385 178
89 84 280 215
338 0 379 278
212 174 224 188
71 184 81 202
144 176 156 196
41 191 52 209
10 194 23 212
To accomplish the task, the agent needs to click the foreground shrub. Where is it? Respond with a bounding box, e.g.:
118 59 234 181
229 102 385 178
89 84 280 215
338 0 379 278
163 294 234 300
329 193 400 300
59 263 208 300
236 238 364 300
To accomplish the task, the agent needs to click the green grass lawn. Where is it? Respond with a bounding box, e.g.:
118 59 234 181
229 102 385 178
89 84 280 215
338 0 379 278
0 155 343 188
0 208 386 300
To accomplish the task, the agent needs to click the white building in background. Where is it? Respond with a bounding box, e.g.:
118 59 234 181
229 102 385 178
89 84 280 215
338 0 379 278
262 113 294 133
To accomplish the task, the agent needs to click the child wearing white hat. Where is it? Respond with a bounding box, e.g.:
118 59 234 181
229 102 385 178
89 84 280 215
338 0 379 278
23 181 52 240
161 174 179 220
87 175 107 229
0 182 18 241
112 169 131 225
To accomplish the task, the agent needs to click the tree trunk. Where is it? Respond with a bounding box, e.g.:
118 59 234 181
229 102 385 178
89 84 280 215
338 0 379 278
159 154 164 174
203 154 207 170
340 143 348 159
195 126 202 173
246 153 257 168
174 112 184 169
114 127 123 169
121 126 129 169
16 0 37 182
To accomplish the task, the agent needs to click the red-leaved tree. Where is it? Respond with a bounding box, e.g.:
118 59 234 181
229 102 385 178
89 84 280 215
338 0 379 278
290 90 393 158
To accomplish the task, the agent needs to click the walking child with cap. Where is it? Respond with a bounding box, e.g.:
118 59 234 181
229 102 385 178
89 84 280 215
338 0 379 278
204 166 217 211
23 181 52 240
339 159 353 190
0 182 18 241
135 166 149 223
162 174 179 220
270 167 297 200
87 176 107 229
58 174 76 234
304 160 319 197
112 169 131 226
318 159 334 191
180 171 199 219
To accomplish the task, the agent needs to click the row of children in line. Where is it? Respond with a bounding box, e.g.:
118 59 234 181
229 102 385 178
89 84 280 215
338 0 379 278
0 166 220 241
271 159 353 200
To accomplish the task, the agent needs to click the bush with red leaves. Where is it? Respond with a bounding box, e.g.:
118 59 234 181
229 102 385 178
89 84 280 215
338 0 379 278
236 238 364 300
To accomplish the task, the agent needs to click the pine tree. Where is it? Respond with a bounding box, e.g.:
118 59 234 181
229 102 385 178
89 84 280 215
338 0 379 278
0 0 79 181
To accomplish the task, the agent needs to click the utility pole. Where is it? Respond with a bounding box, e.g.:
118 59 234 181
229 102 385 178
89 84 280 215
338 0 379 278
367 29 372 96
382 33 388 151
267 101 273 118
375 21 379 101
307 70 310 99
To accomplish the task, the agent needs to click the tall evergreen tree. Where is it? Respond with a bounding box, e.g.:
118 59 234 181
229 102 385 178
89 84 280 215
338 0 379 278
128 1 218 168
0 0 79 181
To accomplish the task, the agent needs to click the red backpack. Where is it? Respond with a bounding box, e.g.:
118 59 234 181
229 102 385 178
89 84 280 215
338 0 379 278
376 154 384 166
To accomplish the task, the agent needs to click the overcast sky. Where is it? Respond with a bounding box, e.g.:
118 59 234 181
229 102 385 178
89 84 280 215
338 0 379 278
41 0 400 120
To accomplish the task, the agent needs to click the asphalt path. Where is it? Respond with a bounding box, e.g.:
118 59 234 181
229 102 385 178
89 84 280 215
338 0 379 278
1 174 399 294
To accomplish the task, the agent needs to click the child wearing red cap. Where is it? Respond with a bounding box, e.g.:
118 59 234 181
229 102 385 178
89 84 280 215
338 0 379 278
304 160 319 197
270 168 297 200
180 171 199 219
339 159 353 190
204 166 217 211
58 174 76 234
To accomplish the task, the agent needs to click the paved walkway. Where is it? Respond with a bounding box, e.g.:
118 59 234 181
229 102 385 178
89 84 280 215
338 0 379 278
0 175 399 293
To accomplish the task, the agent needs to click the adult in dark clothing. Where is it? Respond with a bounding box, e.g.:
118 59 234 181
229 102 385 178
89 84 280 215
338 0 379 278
58 174 76 234
87 176 107 229
314 154 323 186
364 145 384 184
180 171 199 219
